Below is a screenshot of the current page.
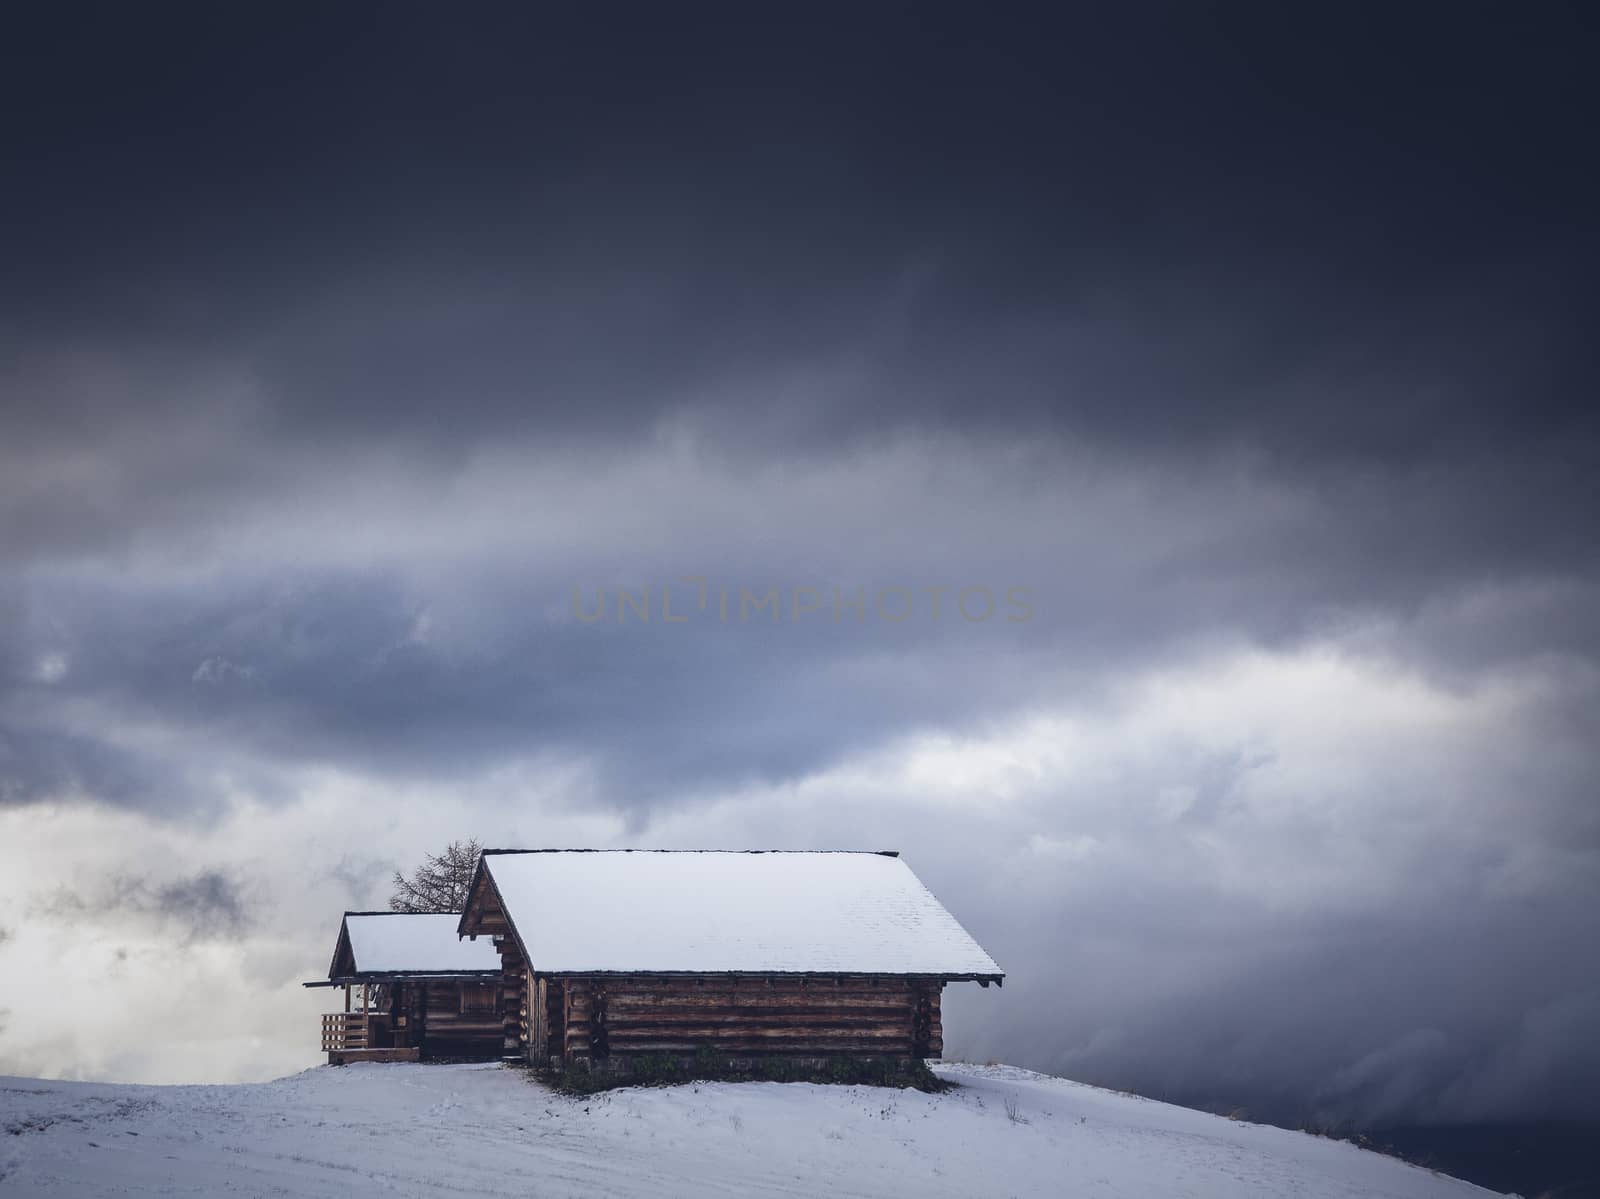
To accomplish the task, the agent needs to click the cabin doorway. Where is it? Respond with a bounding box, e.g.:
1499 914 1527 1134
547 979 567 1064
531 979 563 1062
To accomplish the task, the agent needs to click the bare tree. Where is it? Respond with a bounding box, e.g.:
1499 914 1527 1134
388 839 482 912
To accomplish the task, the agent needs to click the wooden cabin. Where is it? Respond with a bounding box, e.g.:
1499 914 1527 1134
457 849 1004 1074
304 912 504 1064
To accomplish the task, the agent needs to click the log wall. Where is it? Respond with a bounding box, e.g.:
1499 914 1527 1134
547 975 944 1066
461 884 528 1056
494 942 529 1054
414 980 503 1059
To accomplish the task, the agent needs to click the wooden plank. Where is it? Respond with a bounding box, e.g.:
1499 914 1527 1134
611 1005 917 1019
607 993 916 1010
609 1024 915 1040
559 975 936 992
602 1039 918 1051
604 1015 916 1033
329 1047 421 1064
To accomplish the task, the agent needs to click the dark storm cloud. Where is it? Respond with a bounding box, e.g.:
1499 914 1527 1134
1 0 1597 1133
6 562 1051 806
5 440 1593 818
963 877 1600 1126
3 3 1594 460
0 724 182 809
32 870 252 942
328 854 397 908
3 4 1595 602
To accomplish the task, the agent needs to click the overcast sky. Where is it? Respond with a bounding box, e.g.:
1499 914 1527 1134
1 3 1596 1130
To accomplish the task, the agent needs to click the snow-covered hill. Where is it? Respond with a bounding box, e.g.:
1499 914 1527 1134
0 1061 1505 1198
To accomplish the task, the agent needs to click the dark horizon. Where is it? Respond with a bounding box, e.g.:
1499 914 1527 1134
1 5 1596 1191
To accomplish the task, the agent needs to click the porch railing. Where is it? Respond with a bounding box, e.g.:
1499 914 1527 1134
321 1011 370 1052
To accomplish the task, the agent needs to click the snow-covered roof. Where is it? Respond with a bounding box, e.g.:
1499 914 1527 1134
338 912 501 977
477 850 1003 978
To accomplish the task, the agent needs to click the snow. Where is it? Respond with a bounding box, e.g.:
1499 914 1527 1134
342 913 500 975
481 850 1002 976
0 1061 1505 1198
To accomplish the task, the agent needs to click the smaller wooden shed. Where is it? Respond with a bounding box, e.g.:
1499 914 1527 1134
304 911 504 1064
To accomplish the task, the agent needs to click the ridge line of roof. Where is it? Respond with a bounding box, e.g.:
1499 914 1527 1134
342 909 464 917
480 848 900 857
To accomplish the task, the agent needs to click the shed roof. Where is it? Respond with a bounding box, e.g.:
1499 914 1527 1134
468 850 1003 979
334 911 501 978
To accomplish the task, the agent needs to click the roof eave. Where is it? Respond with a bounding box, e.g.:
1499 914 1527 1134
455 853 493 939
520 968 1005 983
304 970 502 987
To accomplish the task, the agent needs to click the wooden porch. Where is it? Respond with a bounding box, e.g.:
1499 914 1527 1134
321 1013 421 1064
320 985 423 1065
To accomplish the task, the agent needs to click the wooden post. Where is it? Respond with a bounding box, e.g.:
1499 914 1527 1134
344 984 351 1013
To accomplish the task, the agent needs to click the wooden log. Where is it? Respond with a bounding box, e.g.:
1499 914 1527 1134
609 1023 915 1040
601 1015 917 1032
610 1004 916 1017
606 994 917 1012
560 975 937 992
601 1030 915 1050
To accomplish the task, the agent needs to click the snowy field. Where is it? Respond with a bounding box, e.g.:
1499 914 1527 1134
0 1061 1504 1198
